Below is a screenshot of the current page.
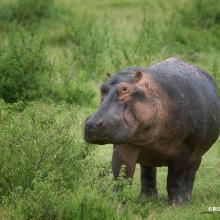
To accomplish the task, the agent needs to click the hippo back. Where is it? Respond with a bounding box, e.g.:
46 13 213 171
146 57 220 151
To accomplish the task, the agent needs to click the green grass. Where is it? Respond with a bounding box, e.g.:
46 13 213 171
0 0 219 219
95 141 220 219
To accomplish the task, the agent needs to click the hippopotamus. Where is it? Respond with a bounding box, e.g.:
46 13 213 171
84 57 220 204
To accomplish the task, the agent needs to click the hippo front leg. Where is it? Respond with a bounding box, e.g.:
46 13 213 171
167 146 192 205
112 146 124 179
112 145 140 181
167 165 186 204
185 157 201 200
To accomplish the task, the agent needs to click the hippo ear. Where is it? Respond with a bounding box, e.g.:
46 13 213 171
134 70 143 82
106 72 112 78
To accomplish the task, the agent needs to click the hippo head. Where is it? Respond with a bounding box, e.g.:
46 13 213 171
84 69 159 145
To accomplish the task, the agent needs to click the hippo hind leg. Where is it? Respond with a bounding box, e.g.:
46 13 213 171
184 157 202 200
167 145 192 205
167 165 187 204
140 164 158 199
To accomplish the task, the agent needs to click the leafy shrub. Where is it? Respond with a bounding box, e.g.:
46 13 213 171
0 100 94 198
0 33 51 103
181 0 220 29
0 102 148 220
3 178 138 220
14 0 54 23
46 66 98 106
63 80 97 106
0 0 54 24
15 169 148 220
171 0 220 52
166 0 220 54
0 2 13 21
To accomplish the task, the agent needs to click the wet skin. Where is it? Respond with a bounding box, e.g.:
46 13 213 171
84 57 220 205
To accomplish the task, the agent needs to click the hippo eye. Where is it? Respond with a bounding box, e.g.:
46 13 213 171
122 86 128 93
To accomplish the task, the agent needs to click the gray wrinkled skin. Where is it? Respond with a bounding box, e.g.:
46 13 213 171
84 57 220 204
84 57 220 148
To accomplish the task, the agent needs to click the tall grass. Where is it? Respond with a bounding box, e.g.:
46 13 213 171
70 17 110 75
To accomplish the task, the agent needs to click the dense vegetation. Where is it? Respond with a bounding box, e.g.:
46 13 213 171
0 0 219 219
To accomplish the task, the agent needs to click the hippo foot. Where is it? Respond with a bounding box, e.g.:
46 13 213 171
168 194 188 205
113 185 120 193
139 190 158 201
185 192 192 201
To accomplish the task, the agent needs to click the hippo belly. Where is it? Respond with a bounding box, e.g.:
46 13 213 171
137 142 182 167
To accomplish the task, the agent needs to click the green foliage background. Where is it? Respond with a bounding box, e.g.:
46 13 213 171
0 0 219 219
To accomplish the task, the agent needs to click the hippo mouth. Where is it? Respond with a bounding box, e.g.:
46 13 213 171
84 128 112 145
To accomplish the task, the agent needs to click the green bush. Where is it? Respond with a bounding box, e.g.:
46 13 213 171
0 100 94 198
0 33 51 103
165 0 220 54
0 2 13 21
0 101 148 219
5 169 148 220
0 0 54 24
63 80 97 106
181 0 220 28
46 66 98 106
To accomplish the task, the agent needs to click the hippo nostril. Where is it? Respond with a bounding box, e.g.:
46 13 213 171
86 121 95 130
97 121 104 128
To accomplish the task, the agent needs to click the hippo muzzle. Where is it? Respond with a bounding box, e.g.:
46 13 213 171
84 110 133 145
